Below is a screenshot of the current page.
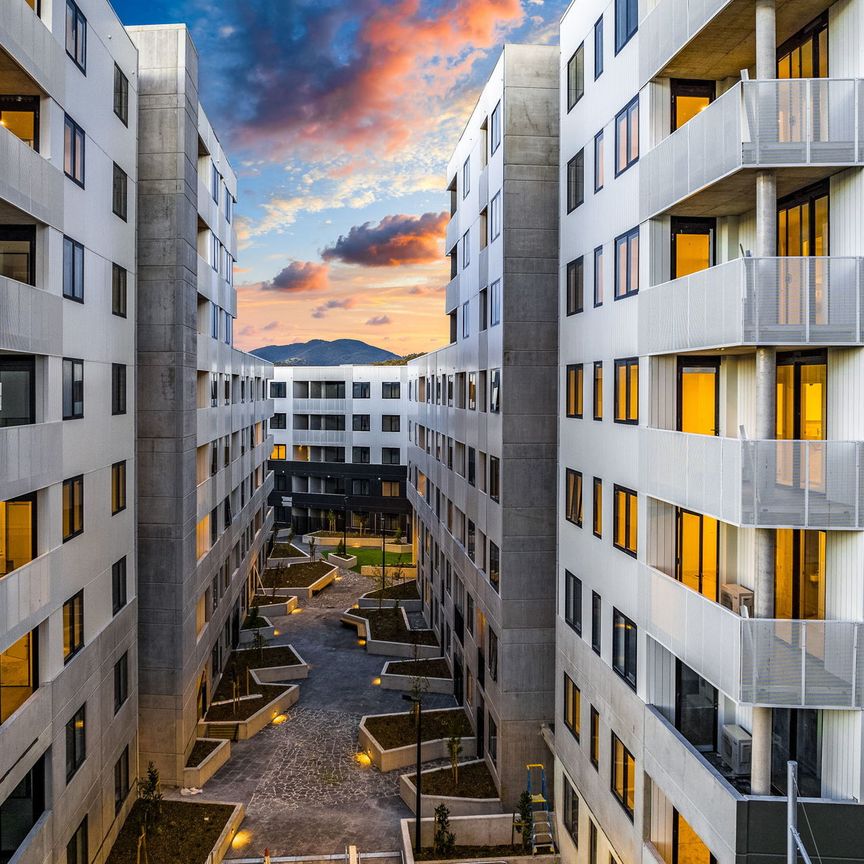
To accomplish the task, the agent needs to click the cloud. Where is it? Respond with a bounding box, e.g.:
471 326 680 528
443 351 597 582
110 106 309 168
261 261 329 293
322 211 447 267
312 298 355 319
366 315 391 326
262 320 280 331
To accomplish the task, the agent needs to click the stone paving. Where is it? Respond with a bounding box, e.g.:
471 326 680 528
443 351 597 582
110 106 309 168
197 560 456 858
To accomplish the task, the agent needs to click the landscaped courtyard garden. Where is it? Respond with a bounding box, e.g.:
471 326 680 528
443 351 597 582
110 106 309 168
261 560 334 588
351 607 437 644
363 708 471 750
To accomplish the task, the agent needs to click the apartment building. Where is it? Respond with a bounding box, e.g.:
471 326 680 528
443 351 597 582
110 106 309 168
0 0 138 861
556 0 864 861
406 44 559 807
267 365 411 538
129 25 274 788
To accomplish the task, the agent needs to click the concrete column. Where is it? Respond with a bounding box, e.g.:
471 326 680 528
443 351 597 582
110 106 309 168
755 0 776 80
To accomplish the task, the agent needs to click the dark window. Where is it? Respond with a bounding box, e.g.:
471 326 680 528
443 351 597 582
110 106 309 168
112 163 128 220
567 257 584 315
489 456 500 502
112 263 127 317
269 381 286 398
382 382 401 399
63 114 85 185
488 713 498 766
589 821 598 864
65 704 86 781
352 479 370 496
113 64 129 125
111 363 126 415
567 44 584 110
382 447 400 464
594 246 604 306
777 13 828 79
63 236 84 301
352 446 370 464
615 97 639 175
62 358 83 419
594 16 604 78
111 461 126 515
591 591 601 655
0 224 36 285
614 0 638 53
590 708 600 768
612 609 637 689
488 628 498 681
566 469 583 527
611 733 636 819
114 747 130 814
490 101 502 154
563 775 579 844
567 150 584 212
352 414 370 431
479 288 488 331
114 652 128 713
62 476 84 541
565 570 582 634
270 413 287 430
65 0 87 72
67 817 88 864
0 355 36 428
564 673 581 739
613 485 638 556
614 357 639 423
112 557 127 615
382 415 400 432
353 381 370 398
566 364 583 418
489 541 500 592
490 368 500 413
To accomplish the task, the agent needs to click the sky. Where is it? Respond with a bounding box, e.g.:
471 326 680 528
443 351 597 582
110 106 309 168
114 0 568 356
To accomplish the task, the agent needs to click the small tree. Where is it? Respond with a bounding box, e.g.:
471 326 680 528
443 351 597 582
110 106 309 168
336 538 347 558
433 804 456 856
253 627 268 663
447 724 463 788
308 535 317 562
517 791 533 850
137 761 163 839
357 513 367 536
284 526 295 552
326 509 336 533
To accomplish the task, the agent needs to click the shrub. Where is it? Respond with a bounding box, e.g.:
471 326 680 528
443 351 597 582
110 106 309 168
433 803 456 856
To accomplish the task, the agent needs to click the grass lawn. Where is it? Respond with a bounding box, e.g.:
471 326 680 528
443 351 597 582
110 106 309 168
185 739 220 768
347 546 413 571
262 560 334 588
364 708 471 749
387 658 451 679
353 608 437 645
408 760 499 799
107 800 236 864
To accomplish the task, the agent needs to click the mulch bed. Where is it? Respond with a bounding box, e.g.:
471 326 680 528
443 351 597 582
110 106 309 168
415 846 532 861
364 709 471 750
408 760 499 799
262 561 333 588
387 658 451 679
352 608 437 645
106 800 236 864
270 542 307 558
185 739 220 768
365 579 420 601
241 613 269 630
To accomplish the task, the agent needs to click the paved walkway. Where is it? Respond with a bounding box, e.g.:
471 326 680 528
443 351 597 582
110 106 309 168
200 564 455 858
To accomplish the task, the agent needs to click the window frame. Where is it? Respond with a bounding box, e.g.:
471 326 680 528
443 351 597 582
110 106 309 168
112 162 128 221
112 557 127 615
63 589 84 661
67 816 88 864
111 460 127 515
593 361 603 420
563 673 581 740
611 732 636 820
614 0 638 54
594 16 604 78
614 96 639 176
490 100 502 154
114 747 130 814
490 279 502 326
591 591 602 655
567 43 585 111
62 357 84 420
594 130 605 193
113 651 128 713
594 246 604 307
564 569 582 635
382 381 401 399
613 484 638 557
613 357 639 424
614 226 639 300
112 263 127 317
489 455 500 503
63 114 85 186
382 415 401 433
590 707 600 768
462 156 470 198
593 477 603 537
567 149 584 212
566 363 583 418
564 775 580 844
565 468 584 528
65 0 87 73
612 608 638 689
63 236 84 302
490 191 502 241
113 63 129 126
566 256 584 316
111 363 126 415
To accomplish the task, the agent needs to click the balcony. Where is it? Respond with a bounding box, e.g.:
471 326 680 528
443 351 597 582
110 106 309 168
294 428 348 445
639 257 864 355
478 164 489 210
641 428 864 529
0 420 61 500
0 0 64 96
478 247 488 290
445 273 460 314
0 122 62 226
640 564 864 707
640 79 864 221
445 214 459 254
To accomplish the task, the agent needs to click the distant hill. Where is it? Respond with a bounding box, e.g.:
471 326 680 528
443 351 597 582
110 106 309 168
251 339 400 366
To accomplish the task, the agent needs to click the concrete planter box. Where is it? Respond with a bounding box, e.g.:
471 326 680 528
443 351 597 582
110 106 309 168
340 608 439 658
182 739 231 788
328 552 358 569
268 553 310 566
358 592 422 612
303 533 412 553
359 565 417 579
252 596 299 617
380 660 453 694
200 684 299 741
399 761 503 817
278 564 338 599
359 710 475 772
232 646 310 682
210 802 246 864
238 616 276 644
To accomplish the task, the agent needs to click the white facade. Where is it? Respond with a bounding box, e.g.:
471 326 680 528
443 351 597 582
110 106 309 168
0 0 138 860
556 0 864 862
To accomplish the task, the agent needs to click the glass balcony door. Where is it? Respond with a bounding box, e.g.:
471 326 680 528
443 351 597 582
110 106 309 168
671 217 715 279
777 13 828 80
675 660 718 753
775 529 826 620
671 79 715 132
771 708 822 797
0 226 36 286
0 357 35 428
0 96 39 150
677 357 719 436
675 508 719 602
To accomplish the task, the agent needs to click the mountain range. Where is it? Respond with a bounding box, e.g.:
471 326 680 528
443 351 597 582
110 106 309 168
250 339 400 366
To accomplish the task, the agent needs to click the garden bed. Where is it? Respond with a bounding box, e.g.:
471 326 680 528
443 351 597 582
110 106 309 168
261 561 338 598
354 608 437 645
400 760 502 817
238 614 276 644
183 738 231 788
269 542 307 559
358 579 421 611
106 800 243 864
387 658 451 678
186 739 220 767
250 595 299 617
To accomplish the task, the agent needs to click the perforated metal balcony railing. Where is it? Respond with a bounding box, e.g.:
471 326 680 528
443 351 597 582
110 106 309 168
641 429 864 529
639 257 864 355
639 564 864 707
445 214 459 253
640 79 864 220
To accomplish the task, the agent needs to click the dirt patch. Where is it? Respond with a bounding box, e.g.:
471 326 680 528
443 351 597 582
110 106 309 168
106 800 236 864
364 580 420 601
363 709 471 750
387 658 451 679
262 561 334 588
353 608 437 645
408 760 499 799
270 543 307 558
185 739 220 768
415 845 531 860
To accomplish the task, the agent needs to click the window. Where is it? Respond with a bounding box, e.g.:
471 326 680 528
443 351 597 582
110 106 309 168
490 192 502 240
0 94 39 150
65 703 86 781
566 364 583 418
112 163 128 220
489 456 500 502
614 358 639 423
111 363 126 415
478 288 488 332
270 413 287 430
567 44 584 110
589 821 598 864
615 0 638 53
566 257 584 315
565 570 582 634
0 225 36 285
112 557 127 615
489 541 500 591
353 381 370 398
566 469 583 527
353 414 370 431
613 485 638 556
270 381 286 399
382 415 400 432
593 362 603 419
382 381 401 399
382 480 400 497
112 263 127 317
612 609 637 689
614 227 639 302
567 150 584 212
353 447 370 464
462 301 470 338
63 236 84 301
594 16 604 78
564 673 581 739
591 591 601 655
490 280 501 325
462 156 470 198
67 816 88 864
491 101 501 154
111 461 126 515
62 358 84 419
489 368 500 413
114 652 128 713
0 630 38 723
114 747 130 814
270 444 286 460
611 733 636 819
615 97 639 174
564 775 579 844
63 115 85 185
113 64 129 125
211 163 220 202
462 230 470 268
65 0 87 72
488 714 498 766
488 628 498 681
593 246 604 306
63 476 84 541
593 478 603 537
590 707 600 767
594 131 604 192
382 447 400 464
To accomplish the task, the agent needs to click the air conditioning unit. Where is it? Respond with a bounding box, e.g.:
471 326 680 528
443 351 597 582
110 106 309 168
721 724 752 777
720 583 755 617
